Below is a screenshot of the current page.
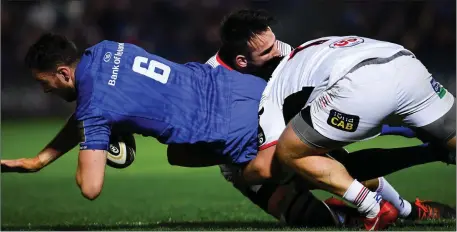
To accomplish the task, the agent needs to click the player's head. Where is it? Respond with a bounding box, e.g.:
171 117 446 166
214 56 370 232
24 33 80 102
218 9 282 78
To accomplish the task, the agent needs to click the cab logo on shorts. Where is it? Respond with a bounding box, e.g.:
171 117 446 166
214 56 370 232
327 109 359 132
430 78 447 99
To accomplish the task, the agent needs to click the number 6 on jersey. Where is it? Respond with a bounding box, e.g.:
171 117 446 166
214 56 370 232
132 56 171 84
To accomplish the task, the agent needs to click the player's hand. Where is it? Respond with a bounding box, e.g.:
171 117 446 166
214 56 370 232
1 157 44 173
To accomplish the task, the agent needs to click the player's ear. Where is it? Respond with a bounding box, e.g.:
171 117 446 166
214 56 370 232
235 55 248 69
56 66 71 83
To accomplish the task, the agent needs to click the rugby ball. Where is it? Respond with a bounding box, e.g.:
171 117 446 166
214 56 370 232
107 133 136 169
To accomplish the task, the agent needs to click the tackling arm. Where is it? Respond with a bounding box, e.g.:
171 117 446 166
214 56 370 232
38 113 81 166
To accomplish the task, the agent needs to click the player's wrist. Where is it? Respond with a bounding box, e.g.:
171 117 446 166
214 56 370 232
36 151 56 168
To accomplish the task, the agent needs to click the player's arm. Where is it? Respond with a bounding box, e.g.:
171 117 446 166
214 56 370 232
239 103 286 185
76 149 107 200
75 115 111 200
1 113 80 173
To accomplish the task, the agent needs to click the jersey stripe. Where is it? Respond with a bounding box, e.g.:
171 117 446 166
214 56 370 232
259 140 277 150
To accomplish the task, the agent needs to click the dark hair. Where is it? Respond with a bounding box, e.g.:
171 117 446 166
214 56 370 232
218 9 276 67
25 33 80 71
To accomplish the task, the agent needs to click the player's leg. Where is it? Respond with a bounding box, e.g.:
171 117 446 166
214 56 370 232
405 98 456 219
268 177 361 227
227 145 409 228
393 54 455 151
274 123 396 230
220 164 359 228
331 122 454 182
329 143 453 182
237 137 448 224
222 145 450 228
234 147 419 227
326 143 454 221
361 52 457 222
388 55 457 214
274 53 424 230
330 148 455 220
224 147 355 228
413 107 456 151
360 177 412 219
331 148 415 219
237 129 453 226
329 142 455 221
223 151 368 228
361 177 456 220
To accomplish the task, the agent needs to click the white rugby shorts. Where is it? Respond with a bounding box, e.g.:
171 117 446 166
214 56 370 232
259 52 455 148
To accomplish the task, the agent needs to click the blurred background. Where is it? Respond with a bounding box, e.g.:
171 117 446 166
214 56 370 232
1 0 455 119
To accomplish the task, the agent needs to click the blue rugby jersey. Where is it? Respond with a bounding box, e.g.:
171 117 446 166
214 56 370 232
74 41 266 163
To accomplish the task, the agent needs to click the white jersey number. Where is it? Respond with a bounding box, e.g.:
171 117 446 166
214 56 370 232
132 56 171 84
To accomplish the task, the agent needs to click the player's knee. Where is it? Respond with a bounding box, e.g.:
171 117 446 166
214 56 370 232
80 183 102 200
77 176 103 200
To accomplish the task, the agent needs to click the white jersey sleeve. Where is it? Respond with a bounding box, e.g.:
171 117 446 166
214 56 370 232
276 40 293 56
206 55 219 68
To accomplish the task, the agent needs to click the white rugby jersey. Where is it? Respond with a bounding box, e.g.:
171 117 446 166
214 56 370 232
206 40 293 69
258 36 413 150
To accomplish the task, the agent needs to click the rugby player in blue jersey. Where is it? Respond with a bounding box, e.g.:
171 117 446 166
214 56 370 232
1 33 267 201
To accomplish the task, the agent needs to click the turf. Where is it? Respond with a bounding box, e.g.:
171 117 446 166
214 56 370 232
1 119 456 231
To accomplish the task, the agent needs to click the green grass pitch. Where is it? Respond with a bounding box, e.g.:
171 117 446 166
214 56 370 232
1 119 456 231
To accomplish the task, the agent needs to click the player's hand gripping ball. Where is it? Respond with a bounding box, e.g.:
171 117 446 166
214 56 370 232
107 133 136 169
